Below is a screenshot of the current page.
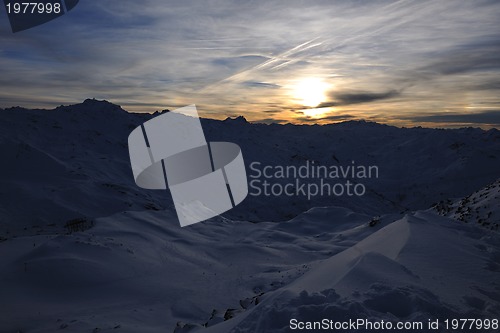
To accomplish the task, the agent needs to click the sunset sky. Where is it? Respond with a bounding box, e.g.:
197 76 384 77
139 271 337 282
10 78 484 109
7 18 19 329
1 0 499 128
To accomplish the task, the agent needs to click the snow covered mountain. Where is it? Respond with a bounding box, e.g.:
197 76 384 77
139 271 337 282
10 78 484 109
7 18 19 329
0 100 499 332
433 179 500 231
1 99 499 230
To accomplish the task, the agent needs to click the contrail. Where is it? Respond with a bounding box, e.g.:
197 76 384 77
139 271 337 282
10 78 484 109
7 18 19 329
198 37 323 92
199 0 418 92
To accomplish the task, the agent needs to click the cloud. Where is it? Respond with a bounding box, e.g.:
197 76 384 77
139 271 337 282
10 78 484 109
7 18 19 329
251 118 289 124
408 110 500 126
421 39 500 76
259 110 283 116
295 114 356 123
317 90 400 108
242 81 281 89
474 80 500 91
320 114 356 121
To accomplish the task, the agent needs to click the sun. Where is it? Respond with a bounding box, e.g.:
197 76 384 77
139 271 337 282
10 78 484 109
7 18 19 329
302 108 328 118
292 77 329 108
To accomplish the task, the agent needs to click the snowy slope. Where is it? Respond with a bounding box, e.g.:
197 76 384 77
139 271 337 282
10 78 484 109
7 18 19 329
433 179 500 231
0 206 378 332
197 211 500 333
1 200 498 332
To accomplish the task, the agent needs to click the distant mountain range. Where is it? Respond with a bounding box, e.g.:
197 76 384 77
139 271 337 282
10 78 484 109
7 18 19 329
1 99 499 231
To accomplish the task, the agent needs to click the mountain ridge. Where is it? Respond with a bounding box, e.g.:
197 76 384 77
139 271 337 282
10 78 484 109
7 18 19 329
1 99 499 230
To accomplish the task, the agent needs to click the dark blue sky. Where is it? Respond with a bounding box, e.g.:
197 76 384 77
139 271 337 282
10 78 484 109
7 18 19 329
1 0 499 128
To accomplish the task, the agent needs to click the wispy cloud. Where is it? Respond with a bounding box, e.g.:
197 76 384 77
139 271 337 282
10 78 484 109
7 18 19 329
242 81 281 89
317 90 400 108
407 110 500 127
295 114 357 124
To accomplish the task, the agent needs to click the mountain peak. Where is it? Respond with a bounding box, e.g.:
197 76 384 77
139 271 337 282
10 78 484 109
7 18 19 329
81 98 122 109
223 115 248 124
55 99 126 114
